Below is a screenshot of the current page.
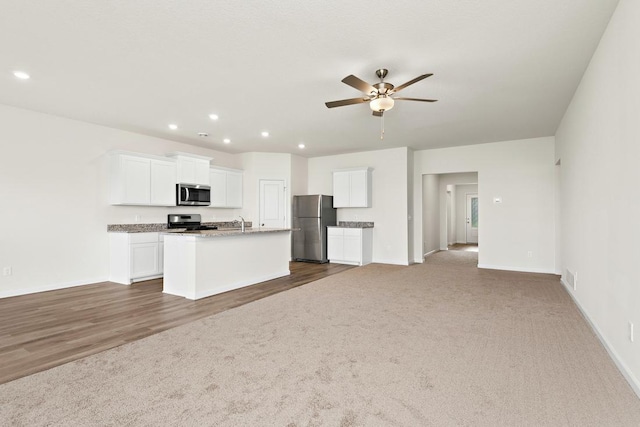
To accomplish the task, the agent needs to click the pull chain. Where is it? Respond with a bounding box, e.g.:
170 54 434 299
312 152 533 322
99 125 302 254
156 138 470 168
380 113 385 140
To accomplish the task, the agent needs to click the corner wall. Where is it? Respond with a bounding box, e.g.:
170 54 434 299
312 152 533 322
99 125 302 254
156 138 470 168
240 152 294 227
413 137 556 273
0 104 239 297
555 0 640 394
422 175 440 255
308 147 410 265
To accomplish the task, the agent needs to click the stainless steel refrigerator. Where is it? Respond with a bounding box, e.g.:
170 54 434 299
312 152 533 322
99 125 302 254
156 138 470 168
292 195 337 263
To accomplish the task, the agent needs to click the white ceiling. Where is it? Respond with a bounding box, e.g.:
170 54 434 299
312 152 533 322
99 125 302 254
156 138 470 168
0 0 619 157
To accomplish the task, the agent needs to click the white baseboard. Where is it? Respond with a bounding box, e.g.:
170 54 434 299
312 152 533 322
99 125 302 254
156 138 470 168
560 278 640 399
0 276 109 299
477 264 557 274
423 249 438 258
372 258 410 266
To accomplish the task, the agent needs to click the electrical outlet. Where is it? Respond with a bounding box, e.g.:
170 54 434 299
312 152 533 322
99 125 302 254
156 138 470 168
135 215 142 222
574 271 578 291
3 267 12 276
630 322 634 343
527 251 533 258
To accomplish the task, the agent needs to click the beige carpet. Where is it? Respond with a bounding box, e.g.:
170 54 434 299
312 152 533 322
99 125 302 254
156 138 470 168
2 251 639 426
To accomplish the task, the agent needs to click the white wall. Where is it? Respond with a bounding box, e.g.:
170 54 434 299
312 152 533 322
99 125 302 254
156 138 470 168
555 0 640 394
447 186 456 245
290 154 308 196
0 104 244 298
308 147 410 265
413 137 556 273
422 175 440 255
455 184 479 244
406 149 415 263
240 152 294 227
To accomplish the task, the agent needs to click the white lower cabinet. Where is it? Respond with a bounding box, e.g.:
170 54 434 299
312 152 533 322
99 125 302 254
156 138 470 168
109 232 164 284
327 227 373 266
130 242 159 279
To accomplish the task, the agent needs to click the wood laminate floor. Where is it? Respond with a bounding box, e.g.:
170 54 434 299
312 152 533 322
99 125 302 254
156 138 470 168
0 261 355 385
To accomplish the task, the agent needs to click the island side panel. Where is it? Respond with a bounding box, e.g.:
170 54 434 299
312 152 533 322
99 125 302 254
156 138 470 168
163 235 198 299
193 231 291 300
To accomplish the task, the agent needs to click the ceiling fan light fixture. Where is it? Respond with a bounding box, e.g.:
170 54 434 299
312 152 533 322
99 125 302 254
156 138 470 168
370 96 394 112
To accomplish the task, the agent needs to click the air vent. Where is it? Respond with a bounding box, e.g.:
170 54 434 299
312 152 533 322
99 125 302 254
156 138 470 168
565 269 576 290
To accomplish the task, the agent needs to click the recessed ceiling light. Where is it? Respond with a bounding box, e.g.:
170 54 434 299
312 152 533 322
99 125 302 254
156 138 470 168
13 71 30 80
198 132 209 137
298 143 305 149
223 138 231 144
168 124 178 130
261 131 269 137
209 114 219 121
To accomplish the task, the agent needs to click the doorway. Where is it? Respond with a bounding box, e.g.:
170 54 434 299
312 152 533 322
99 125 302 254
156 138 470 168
421 173 479 260
466 193 478 244
259 179 286 228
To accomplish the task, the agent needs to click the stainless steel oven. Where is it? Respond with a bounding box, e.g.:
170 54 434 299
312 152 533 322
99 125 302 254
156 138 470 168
176 183 211 206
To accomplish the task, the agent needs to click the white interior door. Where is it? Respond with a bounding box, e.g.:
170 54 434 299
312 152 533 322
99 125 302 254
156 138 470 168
466 194 479 244
259 179 285 228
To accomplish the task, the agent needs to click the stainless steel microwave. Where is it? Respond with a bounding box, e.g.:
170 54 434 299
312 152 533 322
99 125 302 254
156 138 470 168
176 183 211 206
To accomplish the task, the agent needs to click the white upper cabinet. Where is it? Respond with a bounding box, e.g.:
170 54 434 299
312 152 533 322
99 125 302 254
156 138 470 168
110 151 176 206
225 170 243 208
332 167 372 208
117 154 150 205
167 152 212 185
209 168 227 207
332 171 350 207
150 159 177 206
209 167 243 208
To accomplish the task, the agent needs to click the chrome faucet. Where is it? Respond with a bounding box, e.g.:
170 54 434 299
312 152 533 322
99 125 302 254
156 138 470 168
239 216 245 232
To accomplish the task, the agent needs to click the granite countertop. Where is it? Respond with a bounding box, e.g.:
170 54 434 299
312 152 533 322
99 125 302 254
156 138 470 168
334 221 375 228
163 228 293 237
107 221 252 233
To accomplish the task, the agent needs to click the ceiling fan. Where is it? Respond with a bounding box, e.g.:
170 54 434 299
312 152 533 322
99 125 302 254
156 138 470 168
325 68 437 117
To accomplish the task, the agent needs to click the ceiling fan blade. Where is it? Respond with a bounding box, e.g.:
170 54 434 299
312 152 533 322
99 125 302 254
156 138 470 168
372 110 383 117
342 75 376 94
325 97 369 108
392 74 433 93
394 97 438 102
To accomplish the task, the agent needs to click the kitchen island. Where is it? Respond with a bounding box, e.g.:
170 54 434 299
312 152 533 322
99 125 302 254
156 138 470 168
162 228 292 300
